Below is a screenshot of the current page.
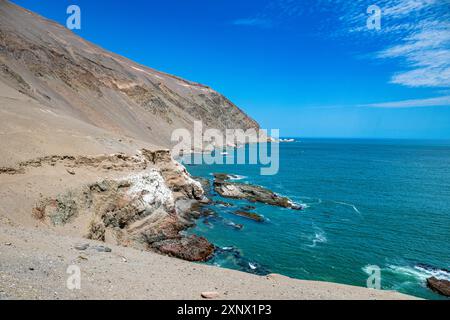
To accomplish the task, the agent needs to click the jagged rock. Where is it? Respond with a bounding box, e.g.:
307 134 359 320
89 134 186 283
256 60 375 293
214 178 301 210
49 192 79 226
213 173 232 182
427 277 450 297
233 211 264 222
87 218 106 241
152 235 215 262
31 159 213 263
193 176 211 195
141 149 204 200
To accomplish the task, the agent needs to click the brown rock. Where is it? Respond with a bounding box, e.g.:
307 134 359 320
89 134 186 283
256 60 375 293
214 179 302 210
152 235 215 262
213 173 232 182
233 211 264 222
427 277 450 297
201 291 220 299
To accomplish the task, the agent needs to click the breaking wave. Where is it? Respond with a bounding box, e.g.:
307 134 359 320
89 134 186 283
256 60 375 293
332 201 361 215
388 264 450 282
307 228 327 248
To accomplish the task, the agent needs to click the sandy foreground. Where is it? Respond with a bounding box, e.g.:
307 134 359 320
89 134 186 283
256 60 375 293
0 223 416 300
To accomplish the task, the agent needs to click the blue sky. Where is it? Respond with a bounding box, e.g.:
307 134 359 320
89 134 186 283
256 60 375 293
12 0 450 138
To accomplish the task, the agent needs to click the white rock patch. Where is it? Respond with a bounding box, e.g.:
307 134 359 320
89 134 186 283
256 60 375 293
127 170 175 211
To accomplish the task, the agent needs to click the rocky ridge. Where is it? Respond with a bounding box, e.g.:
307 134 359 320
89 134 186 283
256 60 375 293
29 149 214 262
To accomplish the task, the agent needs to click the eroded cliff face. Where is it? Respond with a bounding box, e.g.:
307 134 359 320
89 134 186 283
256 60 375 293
28 149 214 262
0 0 260 148
0 1 264 261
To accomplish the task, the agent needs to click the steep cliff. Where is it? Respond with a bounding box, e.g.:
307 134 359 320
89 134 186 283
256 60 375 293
0 0 260 152
0 0 262 262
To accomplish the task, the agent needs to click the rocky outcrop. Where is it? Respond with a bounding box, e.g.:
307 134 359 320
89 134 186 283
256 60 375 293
427 277 450 297
152 236 214 262
233 210 264 222
31 149 214 262
141 149 204 201
1 153 148 175
213 173 303 210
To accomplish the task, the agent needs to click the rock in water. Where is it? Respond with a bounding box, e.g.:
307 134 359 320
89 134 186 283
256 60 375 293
233 210 264 222
213 177 302 210
214 200 234 208
427 277 450 297
213 173 232 182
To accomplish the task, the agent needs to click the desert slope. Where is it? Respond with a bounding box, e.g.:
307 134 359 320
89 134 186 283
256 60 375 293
0 0 259 151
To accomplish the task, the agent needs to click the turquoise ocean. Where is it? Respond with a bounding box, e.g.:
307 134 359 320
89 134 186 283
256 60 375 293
183 139 450 299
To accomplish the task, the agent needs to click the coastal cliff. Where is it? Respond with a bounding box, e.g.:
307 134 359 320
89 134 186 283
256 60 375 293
0 0 260 260
0 1 418 300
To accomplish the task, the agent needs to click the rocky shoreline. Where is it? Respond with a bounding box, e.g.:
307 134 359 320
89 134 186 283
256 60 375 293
29 149 215 262
21 153 449 299
27 152 309 265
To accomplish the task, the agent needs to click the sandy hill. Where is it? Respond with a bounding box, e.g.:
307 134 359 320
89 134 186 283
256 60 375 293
0 0 259 166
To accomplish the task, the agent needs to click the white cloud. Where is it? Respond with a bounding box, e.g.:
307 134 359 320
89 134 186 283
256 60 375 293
383 0 438 17
362 95 450 108
377 21 450 87
232 0 450 88
232 18 272 28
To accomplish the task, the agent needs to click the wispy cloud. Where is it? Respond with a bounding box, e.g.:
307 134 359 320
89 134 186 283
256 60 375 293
361 95 450 108
377 23 450 88
232 0 450 90
232 18 272 28
340 0 450 89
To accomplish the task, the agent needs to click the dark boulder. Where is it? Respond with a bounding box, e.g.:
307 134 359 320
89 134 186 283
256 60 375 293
427 277 450 297
233 210 264 222
152 235 215 262
213 173 232 182
213 178 302 210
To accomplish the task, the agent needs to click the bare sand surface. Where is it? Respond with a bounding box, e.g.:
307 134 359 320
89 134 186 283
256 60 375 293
0 224 416 300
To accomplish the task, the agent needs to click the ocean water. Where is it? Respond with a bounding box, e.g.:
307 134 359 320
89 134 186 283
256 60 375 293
183 139 450 300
